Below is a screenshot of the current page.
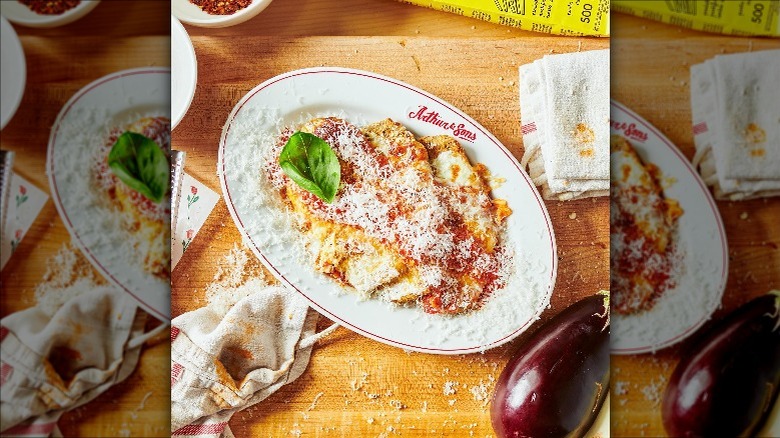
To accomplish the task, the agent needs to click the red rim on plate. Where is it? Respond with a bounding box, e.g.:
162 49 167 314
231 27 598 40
218 67 558 354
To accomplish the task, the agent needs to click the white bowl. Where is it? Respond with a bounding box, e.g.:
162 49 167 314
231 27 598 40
172 0 273 28
171 15 197 129
0 16 25 130
0 0 100 28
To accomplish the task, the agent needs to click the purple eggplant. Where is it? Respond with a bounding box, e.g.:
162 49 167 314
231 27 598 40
662 291 780 437
491 292 610 438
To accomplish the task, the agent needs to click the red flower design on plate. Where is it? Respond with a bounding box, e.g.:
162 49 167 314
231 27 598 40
14 229 22 240
19 186 26 195
186 229 194 240
191 186 198 195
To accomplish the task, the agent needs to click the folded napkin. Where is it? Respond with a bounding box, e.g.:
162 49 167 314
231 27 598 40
519 49 610 201
0 287 165 437
171 172 220 271
691 49 780 200
171 283 336 438
1 173 49 270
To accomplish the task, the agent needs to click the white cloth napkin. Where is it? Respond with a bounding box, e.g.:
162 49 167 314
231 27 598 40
0 287 165 437
1 173 49 270
171 173 220 270
171 284 336 438
691 49 780 200
519 49 610 201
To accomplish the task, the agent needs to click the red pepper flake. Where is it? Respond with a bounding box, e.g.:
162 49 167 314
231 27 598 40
189 0 253 15
18 0 80 15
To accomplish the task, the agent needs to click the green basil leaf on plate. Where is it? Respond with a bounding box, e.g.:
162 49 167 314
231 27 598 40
279 131 341 203
108 131 170 203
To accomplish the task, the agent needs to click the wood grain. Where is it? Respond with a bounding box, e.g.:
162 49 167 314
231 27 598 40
171 33 609 437
610 16 780 438
0 1 170 436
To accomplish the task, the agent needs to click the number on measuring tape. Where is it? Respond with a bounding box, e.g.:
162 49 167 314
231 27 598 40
581 3 592 23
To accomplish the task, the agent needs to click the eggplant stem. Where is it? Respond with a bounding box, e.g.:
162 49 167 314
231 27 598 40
594 290 610 332
762 382 775 414
768 290 780 332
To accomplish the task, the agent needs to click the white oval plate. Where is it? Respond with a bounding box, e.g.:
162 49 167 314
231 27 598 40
610 100 728 354
0 0 100 28
47 68 171 321
171 15 197 129
0 16 25 130
219 67 557 354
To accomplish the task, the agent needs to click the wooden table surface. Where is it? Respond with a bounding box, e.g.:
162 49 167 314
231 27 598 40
0 2 170 436
172 1 609 436
610 13 780 438
3 0 773 436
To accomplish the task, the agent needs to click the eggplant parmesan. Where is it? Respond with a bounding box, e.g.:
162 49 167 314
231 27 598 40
266 117 512 315
95 116 171 280
610 135 683 315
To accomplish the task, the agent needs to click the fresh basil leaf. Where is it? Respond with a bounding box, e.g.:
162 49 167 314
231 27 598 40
136 136 170 202
108 131 170 203
279 161 327 200
278 132 341 203
108 161 159 201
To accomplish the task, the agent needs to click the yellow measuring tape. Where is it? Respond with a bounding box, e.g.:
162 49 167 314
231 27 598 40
614 0 780 37
396 0 610 36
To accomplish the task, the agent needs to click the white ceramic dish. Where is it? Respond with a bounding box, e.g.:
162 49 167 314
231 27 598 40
0 0 100 28
219 67 557 354
171 15 197 129
47 68 171 321
172 0 272 28
0 16 25 130
610 100 728 355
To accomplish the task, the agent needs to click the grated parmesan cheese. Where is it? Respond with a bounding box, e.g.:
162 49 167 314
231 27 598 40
443 381 458 396
34 242 106 316
641 376 667 407
267 117 512 314
388 399 406 410
307 392 324 411
204 243 273 316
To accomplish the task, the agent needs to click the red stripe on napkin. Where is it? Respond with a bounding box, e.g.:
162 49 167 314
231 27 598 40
1 362 13 386
171 362 183 385
2 421 57 436
172 422 228 436
521 122 537 134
